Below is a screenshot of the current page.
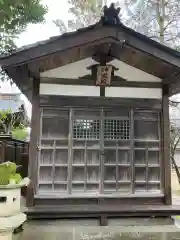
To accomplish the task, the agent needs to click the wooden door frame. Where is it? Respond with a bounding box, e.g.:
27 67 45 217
27 95 166 206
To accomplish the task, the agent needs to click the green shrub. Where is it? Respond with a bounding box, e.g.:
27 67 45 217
0 162 22 185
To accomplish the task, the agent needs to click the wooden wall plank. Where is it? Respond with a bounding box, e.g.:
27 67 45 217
40 96 162 110
34 196 164 206
26 77 40 207
40 77 162 88
169 75 180 96
162 84 172 205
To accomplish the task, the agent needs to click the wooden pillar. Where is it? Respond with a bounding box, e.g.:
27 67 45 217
162 84 172 205
0 140 6 163
99 215 108 226
26 76 40 207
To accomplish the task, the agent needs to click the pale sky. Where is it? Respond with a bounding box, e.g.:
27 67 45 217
16 0 70 47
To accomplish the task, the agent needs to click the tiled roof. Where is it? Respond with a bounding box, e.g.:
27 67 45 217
1 21 180 60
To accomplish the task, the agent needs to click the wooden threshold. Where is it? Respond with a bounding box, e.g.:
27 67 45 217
33 195 164 207
34 193 164 199
26 204 180 219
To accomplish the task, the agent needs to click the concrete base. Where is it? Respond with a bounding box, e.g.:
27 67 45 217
108 217 174 226
0 213 26 240
172 216 180 228
0 231 12 240
14 221 180 240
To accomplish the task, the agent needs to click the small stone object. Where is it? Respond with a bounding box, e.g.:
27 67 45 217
0 162 29 240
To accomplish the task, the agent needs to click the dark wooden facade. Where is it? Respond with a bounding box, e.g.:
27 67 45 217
1 17 180 221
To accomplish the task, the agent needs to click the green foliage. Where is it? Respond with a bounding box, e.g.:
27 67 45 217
0 161 22 185
0 105 28 134
12 127 28 141
10 173 22 184
0 109 14 133
0 0 47 64
0 0 47 82
0 0 47 35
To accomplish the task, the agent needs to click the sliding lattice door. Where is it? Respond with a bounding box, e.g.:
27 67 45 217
37 107 161 196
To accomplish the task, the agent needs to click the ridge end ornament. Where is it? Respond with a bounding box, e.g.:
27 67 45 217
100 3 121 26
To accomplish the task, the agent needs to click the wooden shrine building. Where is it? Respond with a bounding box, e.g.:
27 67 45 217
1 4 180 221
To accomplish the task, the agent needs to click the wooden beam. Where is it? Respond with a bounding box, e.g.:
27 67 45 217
1 141 6 163
32 40 178 81
28 38 117 73
162 84 172 205
26 76 40 207
110 43 177 80
117 28 180 68
1 25 180 70
168 74 180 96
100 87 105 97
99 215 108 226
40 95 162 109
1 25 180 94
3 34 179 95
0 27 117 68
6 65 32 101
25 203 180 219
40 77 162 88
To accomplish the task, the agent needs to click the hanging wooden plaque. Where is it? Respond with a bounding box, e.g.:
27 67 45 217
96 65 112 86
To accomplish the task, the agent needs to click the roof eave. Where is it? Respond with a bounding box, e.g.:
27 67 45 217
1 23 180 70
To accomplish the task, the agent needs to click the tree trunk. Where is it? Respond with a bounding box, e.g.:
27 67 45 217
156 0 165 44
171 156 180 185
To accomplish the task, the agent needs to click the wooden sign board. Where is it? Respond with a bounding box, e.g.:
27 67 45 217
96 65 112 86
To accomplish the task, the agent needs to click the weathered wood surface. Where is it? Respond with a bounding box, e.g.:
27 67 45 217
1 24 180 100
26 77 40 207
40 95 162 109
26 204 180 219
162 84 172 205
40 77 162 88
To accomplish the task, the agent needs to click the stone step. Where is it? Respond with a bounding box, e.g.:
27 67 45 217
13 223 180 240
